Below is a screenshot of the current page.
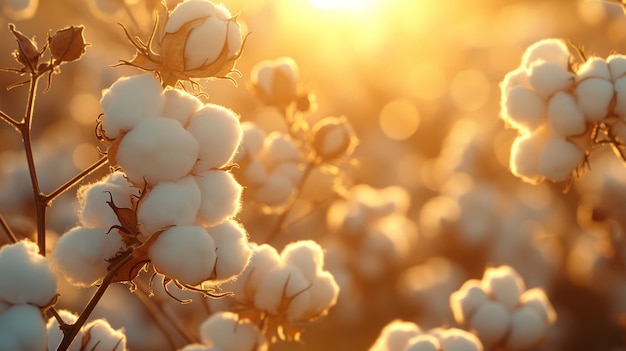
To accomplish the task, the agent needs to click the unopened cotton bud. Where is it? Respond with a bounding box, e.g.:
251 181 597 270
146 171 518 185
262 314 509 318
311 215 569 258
137 175 201 238
207 220 252 282
195 170 242 226
521 38 570 70
469 300 510 346
162 88 203 126
505 306 544 350
574 77 614 122
576 57 611 81
251 57 300 108
501 85 546 133
482 266 525 311
312 116 358 160
509 129 549 184
0 304 46 351
539 137 584 182
450 279 489 324
48 25 87 63
527 61 574 98
187 103 242 171
99 73 165 140
199 312 268 351
148 225 217 285
608 54 626 81
115 117 199 184
0 240 57 306
547 92 586 137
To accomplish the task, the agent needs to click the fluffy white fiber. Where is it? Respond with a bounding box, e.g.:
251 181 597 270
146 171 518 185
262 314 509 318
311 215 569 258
505 306 545 350
547 92 586 137
538 137 584 181
501 85 546 133
576 57 611 81
608 54 626 81
254 173 295 206
369 320 421 351
77 171 138 229
162 88 203 126
521 38 570 70
195 170 242 227
526 60 574 98
481 265 525 311
207 220 252 282
260 132 301 169
252 57 299 99
574 77 614 122
469 300 510 346
199 312 267 351
0 304 46 351
253 265 310 314
449 279 489 325
509 130 548 184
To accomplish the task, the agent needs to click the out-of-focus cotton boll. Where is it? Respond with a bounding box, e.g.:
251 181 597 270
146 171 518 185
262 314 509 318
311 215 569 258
576 57 612 81
260 132 302 170
52 226 124 287
162 88 203 126
607 54 626 81
137 175 201 238
368 320 421 351
436 328 483 351
187 104 242 171
0 240 57 306
505 306 545 350
195 170 242 227
501 85 546 133
469 300 510 346
481 266 525 311
521 38 570 70
115 116 199 184
199 312 268 351
235 122 266 161
207 220 252 282
271 162 303 184
547 92 587 137
148 225 217 285
243 158 268 185
519 288 557 325
2 0 38 20
47 310 81 351
0 304 46 351
405 336 439 351
574 77 614 122
99 73 164 140
254 173 295 206
179 344 213 351
509 130 549 184
251 57 300 108
612 76 626 118
539 137 584 181
78 171 139 229
527 61 574 98
81 319 126 351
450 280 489 325
369 321 484 351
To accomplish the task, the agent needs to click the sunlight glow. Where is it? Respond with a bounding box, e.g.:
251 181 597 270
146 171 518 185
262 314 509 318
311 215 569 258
310 0 374 10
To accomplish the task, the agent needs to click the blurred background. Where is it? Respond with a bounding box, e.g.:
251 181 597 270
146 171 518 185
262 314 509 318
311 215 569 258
1 0 626 350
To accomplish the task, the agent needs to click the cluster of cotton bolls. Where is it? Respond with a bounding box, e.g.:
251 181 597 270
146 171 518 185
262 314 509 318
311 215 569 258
53 72 251 289
180 312 268 351
368 319 483 351
500 38 626 183
0 241 56 350
220 240 339 341
47 309 126 351
450 265 556 350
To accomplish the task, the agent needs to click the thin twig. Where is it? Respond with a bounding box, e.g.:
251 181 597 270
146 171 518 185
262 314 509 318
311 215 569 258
0 109 20 129
45 156 108 204
0 213 18 243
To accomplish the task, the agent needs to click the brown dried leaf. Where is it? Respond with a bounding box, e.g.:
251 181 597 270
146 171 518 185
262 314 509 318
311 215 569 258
48 25 87 63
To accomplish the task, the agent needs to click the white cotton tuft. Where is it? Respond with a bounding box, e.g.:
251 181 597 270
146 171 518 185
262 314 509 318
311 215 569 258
47 310 80 351
281 240 325 282
0 304 46 351
527 61 574 98
195 170 242 227
260 132 302 169
547 92 587 137
369 320 422 351
0 240 57 306
521 39 570 70
438 328 484 351
501 85 546 133
500 67 530 96
162 88 203 127
613 76 626 119
405 335 439 351
254 173 295 206
199 312 267 351
207 220 252 282
235 122 266 161
165 0 218 34
519 288 557 324
78 171 138 229
82 319 126 351
450 279 489 325
187 104 242 171
481 266 525 311
148 225 217 285
137 175 201 238
608 54 626 81
179 344 212 351
576 57 611 82
574 77 614 122
509 130 549 184
287 271 339 322
538 137 584 182
115 117 199 185
222 243 281 302
505 307 545 350
253 266 310 314
100 73 164 139
52 226 124 287
469 300 510 346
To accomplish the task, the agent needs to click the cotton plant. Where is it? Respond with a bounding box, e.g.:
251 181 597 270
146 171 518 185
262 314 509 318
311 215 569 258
450 265 557 350
369 319 483 351
47 310 126 351
179 312 268 351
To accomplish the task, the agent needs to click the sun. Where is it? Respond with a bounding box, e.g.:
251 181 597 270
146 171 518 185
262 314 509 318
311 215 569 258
309 0 374 11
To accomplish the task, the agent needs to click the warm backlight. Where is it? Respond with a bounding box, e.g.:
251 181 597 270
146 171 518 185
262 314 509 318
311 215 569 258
310 0 374 10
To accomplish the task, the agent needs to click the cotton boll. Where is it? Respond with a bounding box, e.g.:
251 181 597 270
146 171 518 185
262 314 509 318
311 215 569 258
272 161 303 184
254 173 295 206
501 85 546 133
260 132 302 170
576 57 611 81
509 130 549 184
52 226 124 287
613 76 626 118
164 0 218 33
369 320 422 351
243 158 268 185
187 104 242 171
195 170 242 227
519 288 557 324
199 312 268 351
527 61 574 98
289 271 339 321
539 137 584 181
505 306 545 350
253 266 310 314
82 319 126 351
438 328 483 351
0 240 57 306
100 73 164 140
115 117 199 184
608 54 626 81
450 279 489 324
207 220 252 282
0 304 46 351
469 301 510 346
78 171 139 229
405 335 440 351
500 67 530 96
223 244 281 302
281 240 325 282
137 175 201 238
47 310 81 351
574 77 614 122
481 266 525 311
547 92 587 137
521 39 570 70
148 225 217 285
235 122 266 161
162 88 203 127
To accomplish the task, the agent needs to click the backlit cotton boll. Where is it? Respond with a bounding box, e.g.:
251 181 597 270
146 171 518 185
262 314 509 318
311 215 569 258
612 76 626 118
114 116 200 185
526 61 574 98
162 87 203 126
608 54 626 81
207 220 252 282
0 240 57 306
99 73 165 140
547 92 587 137
47 310 81 351
0 304 46 351
521 39 570 70
574 77 614 122
369 321 483 351
198 312 268 351
80 319 126 351
509 129 549 184
77 171 139 229
501 85 546 133
481 265 525 311
538 137 584 182
148 225 217 285
195 170 242 227
251 57 300 108
576 57 611 81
